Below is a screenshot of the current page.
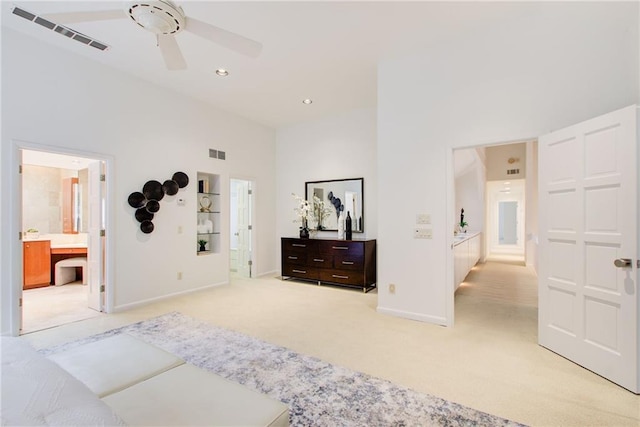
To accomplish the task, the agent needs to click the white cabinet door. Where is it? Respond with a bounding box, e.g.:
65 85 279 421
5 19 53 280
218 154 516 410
538 105 637 392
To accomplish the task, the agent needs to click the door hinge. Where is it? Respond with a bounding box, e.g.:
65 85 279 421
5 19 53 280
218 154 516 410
100 285 105 292
248 260 253 266
19 164 23 174
19 298 23 307
248 225 252 230
248 189 252 195
19 231 23 241
100 174 106 182
100 229 106 237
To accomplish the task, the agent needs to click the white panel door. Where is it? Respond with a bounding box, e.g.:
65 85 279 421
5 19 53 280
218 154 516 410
538 105 637 392
87 161 104 312
236 180 251 278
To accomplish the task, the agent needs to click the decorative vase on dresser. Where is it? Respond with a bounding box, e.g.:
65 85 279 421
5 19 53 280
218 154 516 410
281 237 376 292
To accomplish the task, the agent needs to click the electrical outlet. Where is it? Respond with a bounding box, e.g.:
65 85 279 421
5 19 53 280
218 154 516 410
177 272 183 280
389 284 396 294
416 213 431 224
414 228 432 239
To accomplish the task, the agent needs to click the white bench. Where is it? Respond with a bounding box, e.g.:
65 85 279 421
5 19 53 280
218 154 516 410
54 257 87 285
48 334 290 426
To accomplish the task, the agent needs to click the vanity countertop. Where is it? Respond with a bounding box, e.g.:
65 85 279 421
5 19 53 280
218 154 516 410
453 231 481 246
50 243 88 249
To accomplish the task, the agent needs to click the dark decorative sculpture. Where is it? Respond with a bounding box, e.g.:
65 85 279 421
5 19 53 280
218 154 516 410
128 171 189 234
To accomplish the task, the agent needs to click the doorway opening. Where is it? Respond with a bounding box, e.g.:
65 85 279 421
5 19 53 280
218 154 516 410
20 149 106 333
485 179 526 263
452 140 538 313
230 178 253 278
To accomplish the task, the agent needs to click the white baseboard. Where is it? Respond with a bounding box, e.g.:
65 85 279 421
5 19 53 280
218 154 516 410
113 281 228 312
256 269 278 278
376 306 448 326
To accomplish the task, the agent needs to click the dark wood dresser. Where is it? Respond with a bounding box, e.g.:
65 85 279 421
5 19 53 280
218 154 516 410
281 237 376 292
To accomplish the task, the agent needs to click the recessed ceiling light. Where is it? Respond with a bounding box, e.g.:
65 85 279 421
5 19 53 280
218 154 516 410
215 69 229 77
503 181 511 185
302 99 313 105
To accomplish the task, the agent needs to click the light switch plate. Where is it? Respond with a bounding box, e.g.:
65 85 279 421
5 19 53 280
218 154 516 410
416 214 431 224
414 228 432 239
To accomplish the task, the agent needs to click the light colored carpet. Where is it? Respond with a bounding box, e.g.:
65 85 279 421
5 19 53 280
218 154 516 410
42 312 523 427
22 262 640 426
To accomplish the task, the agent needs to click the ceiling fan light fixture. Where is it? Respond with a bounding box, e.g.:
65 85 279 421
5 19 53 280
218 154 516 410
128 1 185 35
215 69 229 77
302 99 313 105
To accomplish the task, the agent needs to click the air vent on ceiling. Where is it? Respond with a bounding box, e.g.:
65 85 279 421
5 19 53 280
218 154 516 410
11 6 110 51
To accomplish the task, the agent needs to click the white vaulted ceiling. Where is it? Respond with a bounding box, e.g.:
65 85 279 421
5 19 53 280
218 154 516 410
2 1 530 128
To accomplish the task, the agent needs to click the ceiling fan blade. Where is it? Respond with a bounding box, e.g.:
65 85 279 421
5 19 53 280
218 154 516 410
41 9 127 24
158 34 187 70
185 17 262 58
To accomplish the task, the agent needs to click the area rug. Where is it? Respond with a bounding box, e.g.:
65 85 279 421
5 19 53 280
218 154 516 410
42 312 525 427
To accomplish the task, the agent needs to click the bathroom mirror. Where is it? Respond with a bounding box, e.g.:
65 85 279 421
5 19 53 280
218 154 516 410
305 178 364 232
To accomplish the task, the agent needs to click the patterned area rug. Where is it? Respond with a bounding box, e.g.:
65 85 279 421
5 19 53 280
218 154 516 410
42 312 524 427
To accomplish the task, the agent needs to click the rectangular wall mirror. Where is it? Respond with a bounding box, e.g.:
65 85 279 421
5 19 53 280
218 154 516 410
305 177 364 232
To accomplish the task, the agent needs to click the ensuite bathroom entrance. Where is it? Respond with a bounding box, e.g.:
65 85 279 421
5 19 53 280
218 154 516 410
20 149 106 333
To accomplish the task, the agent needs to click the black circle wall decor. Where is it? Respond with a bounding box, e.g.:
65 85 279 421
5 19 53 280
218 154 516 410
172 171 189 188
162 179 179 196
135 207 154 223
145 199 160 213
140 220 154 234
128 172 188 234
127 192 147 208
142 180 164 201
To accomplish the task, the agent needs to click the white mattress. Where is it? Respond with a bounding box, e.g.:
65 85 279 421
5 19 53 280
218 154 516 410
1 337 125 426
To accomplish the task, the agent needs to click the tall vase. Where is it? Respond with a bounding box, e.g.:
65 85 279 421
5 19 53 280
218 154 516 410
300 218 309 239
337 212 344 239
345 211 352 240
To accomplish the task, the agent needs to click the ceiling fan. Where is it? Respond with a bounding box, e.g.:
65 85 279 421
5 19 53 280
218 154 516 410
37 0 263 70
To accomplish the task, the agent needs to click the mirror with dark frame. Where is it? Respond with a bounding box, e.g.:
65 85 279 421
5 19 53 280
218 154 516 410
305 178 364 232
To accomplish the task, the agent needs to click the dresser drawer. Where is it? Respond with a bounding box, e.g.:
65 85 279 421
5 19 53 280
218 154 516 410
318 241 363 256
283 252 307 266
283 264 318 279
282 238 317 253
308 255 332 269
320 269 364 286
333 254 364 271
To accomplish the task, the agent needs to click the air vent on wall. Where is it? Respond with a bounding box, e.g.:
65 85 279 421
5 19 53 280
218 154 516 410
11 6 110 51
208 149 226 160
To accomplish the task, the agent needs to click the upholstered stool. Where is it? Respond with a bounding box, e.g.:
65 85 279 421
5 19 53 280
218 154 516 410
54 257 87 286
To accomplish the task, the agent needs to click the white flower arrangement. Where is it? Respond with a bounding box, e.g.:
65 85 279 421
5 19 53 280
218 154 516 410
312 195 333 230
292 193 312 224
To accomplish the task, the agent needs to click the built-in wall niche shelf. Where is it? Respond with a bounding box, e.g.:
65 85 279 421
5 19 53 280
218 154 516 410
196 172 221 255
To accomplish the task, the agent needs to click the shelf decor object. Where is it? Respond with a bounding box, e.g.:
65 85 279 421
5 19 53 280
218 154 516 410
196 172 221 255
127 171 189 234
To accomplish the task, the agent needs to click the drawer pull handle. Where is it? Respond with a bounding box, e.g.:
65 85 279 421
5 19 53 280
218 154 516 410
332 274 349 279
292 244 306 247
313 258 324 262
332 246 349 250
288 256 298 260
341 261 354 265
292 269 307 274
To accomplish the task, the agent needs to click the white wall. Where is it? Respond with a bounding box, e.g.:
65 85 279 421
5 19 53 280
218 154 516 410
485 143 526 181
275 108 377 265
454 149 485 235
1 29 276 333
377 1 639 325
